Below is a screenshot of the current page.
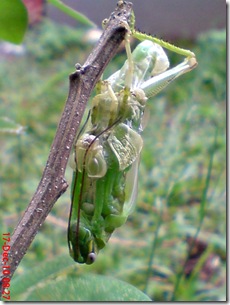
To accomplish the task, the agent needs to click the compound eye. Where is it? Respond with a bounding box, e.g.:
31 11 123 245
86 252 97 264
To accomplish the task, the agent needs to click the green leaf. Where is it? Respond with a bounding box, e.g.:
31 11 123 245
0 0 28 44
26 274 152 301
10 254 151 301
10 254 75 300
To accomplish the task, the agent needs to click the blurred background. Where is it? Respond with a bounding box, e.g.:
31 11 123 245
0 0 226 301
46 0 226 39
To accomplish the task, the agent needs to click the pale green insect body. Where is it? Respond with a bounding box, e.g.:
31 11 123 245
68 79 146 264
108 40 169 92
68 38 197 264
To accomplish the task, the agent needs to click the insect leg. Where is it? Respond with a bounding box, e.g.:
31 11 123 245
132 28 196 59
140 56 197 98
124 26 134 89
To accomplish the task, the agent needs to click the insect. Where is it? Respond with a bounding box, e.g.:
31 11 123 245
68 11 197 264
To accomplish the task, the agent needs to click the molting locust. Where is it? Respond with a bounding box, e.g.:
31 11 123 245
68 4 197 264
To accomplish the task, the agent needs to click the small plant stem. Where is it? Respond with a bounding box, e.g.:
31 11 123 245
143 203 163 294
47 0 97 28
170 127 218 301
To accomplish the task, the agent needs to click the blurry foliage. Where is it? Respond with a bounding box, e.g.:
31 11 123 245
26 20 99 62
0 18 226 302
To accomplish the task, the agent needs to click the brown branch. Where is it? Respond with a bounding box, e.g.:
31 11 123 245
0 1 133 296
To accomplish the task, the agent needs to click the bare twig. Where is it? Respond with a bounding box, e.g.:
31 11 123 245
0 1 133 296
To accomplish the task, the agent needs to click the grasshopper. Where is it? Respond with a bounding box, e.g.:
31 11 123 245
68 7 197 264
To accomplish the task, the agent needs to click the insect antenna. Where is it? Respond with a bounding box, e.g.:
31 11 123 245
74 110 91 143
67 170 78 251
67 112 91 256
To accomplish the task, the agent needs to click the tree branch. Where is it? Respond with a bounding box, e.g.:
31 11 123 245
0 1 133 296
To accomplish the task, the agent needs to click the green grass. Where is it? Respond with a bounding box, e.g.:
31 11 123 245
0 20 226 301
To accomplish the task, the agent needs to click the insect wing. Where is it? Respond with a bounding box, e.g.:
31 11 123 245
123 156 140 215
108 123 143 171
